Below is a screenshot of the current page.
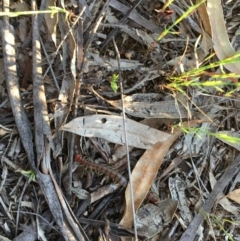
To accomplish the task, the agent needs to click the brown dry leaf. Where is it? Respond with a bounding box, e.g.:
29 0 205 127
120 120 205 229
196 0 213 55
196 0 211 36
120 127 182 229
227 189 240 205
207 0 240 74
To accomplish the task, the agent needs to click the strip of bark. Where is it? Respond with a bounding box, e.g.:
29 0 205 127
31 1 85 240
0 2 36 172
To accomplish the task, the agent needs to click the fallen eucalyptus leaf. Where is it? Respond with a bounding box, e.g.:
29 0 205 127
120 127 182 229
227 189 240 205
120 120 204 229
207 0 240 73
62 115 171 149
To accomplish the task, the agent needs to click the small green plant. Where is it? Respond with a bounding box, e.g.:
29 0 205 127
166 51 240 95
19 169 36 183
154 0 240 98
110 73 119 93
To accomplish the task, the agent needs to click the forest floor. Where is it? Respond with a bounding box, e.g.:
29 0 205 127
0 0 240 241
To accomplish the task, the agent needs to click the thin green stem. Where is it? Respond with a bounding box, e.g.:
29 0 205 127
156 0 207 41
0 6 67 18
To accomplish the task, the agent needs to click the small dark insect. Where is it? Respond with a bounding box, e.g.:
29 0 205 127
156 9 174 22
74 154 127 187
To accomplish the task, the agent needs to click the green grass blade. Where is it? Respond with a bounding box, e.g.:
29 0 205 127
156 0 207 41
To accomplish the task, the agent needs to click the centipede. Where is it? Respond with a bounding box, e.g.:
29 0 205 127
74 154 127 187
